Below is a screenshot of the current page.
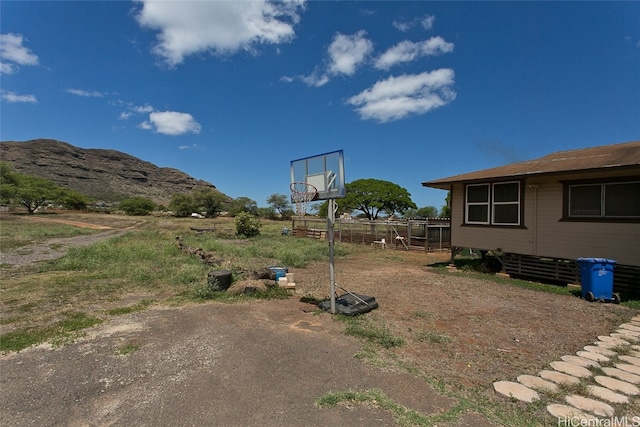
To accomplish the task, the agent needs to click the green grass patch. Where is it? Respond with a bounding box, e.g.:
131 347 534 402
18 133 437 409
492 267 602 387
106 299 155 316
0 311 102 353
414 328 451 344
116 343 139 355
0 216 98 251
339 314 405 349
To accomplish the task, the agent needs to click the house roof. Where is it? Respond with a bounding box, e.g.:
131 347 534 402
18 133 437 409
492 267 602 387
422 140 640 190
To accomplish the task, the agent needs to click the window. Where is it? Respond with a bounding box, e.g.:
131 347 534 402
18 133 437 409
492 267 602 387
466 184 489 224
493 182 520 225
568 180 640 219
465 181 521 226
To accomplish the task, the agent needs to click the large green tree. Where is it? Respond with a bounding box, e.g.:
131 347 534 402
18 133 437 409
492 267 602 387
192 188 228 217
266 194 293 219
228 196 258 216
119 197 156 216
169 194 197 217
341 178 417 220
0 163 63 214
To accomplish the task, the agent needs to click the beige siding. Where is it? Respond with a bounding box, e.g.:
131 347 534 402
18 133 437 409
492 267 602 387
449 170 640 266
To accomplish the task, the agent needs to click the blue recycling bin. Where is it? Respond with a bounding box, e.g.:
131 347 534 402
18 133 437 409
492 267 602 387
577 258 617 302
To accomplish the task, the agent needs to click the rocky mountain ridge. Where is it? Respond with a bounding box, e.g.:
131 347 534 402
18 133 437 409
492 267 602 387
0 139 222 205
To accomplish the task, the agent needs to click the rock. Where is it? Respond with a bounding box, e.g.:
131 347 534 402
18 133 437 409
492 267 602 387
586 385 629 404
601 367 640 384
565 395 614 417
561 355 600 368
539 370 580 385
576 350 610 363
493 381 539 402
594 376 640 395
549 361 592 378
546 404 593 421
583 345 616 357
517 375 559 393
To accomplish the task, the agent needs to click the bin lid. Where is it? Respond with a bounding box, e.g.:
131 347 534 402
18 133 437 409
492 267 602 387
577 257 617 264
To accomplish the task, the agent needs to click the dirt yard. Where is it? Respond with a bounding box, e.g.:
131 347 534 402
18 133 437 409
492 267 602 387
1 215 637 426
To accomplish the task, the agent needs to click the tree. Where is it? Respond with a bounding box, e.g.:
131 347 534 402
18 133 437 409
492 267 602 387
341 178 417 220
228 196 258 216
169 194 197 217
266 194 294 219
0 162 19 203
192 188 228 217
58 189 89 210
15 174 60 214
440 192 451 218
119 197 156 216
416 206 438 218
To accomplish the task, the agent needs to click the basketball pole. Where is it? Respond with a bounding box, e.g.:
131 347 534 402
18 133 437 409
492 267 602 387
327 198 336 314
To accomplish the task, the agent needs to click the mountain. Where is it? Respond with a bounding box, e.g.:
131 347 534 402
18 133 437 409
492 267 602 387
0 139 223 205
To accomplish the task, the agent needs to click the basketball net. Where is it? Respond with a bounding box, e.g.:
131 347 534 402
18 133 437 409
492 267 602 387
290 182 318 217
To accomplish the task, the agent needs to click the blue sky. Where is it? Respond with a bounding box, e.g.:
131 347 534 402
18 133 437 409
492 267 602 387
1 1 639 211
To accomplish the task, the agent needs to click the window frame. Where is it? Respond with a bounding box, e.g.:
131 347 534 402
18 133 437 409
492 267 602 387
465 183 490 225
464 180 523 227
563 177 640 222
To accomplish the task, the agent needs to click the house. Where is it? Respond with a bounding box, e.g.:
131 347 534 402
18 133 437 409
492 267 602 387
422 140 640 293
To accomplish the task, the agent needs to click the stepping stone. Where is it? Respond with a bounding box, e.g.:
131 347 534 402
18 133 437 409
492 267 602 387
597 335 629 344
576 350 610 363
595 340 625 349
493 381 539 402
539 369 580 385
565 395 614 417
616 329 640 338
611 332 638 343
550 361 592 378
584 345 616 357
517 374 559 393
586 385 629 404
620 323 640 332
602 367 640 384
546 404 593 421
619 354 640 366
594 375 640 395
561 354 600 368
615 363 640 376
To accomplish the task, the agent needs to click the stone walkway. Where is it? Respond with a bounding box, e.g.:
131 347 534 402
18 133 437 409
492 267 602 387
493 315 640 422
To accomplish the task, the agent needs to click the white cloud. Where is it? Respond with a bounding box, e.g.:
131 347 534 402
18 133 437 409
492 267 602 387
375 37 454 70
133 103 154 114
135 0 305 67
66 88 105 97
327 31 373 76
392 21 411 32
421 15 435 30
120 103 155 120
139 111 201 136
178 144 201 150
1 89 38 103
346 69 456 122
0 33 39 74
298 30 373 86
392 15 436 33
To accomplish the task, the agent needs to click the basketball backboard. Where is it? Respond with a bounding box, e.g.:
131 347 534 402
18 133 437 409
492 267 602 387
290 150 345 201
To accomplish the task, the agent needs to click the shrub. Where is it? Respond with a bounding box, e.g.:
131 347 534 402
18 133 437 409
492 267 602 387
235 212 262 237
119 197 156 216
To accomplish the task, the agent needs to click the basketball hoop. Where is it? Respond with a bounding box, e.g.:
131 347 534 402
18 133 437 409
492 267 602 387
290 181 318 216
